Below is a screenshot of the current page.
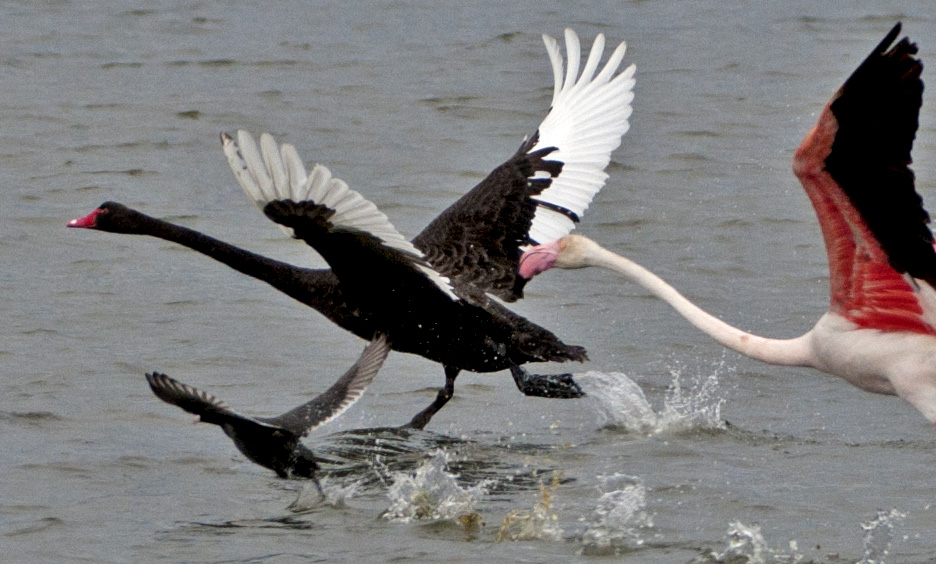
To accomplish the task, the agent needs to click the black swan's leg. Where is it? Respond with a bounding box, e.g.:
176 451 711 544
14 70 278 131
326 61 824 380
404 365 460 430
310 474 325 499
509 365 585 399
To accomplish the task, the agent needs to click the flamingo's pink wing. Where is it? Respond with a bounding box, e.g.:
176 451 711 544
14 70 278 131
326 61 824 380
792 23 935 335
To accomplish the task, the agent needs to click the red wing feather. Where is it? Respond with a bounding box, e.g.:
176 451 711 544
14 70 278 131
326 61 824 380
793 24 935 336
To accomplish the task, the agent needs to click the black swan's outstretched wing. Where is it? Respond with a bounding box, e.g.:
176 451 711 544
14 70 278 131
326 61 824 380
145 336 389 442
145 371 282 433
413 30 635 301
222 131 458 302
222 131 458 300
229 131 586 371
261 334 391 436
223 30 634 303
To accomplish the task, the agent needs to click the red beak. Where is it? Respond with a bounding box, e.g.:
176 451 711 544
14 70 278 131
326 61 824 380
67 209 101 228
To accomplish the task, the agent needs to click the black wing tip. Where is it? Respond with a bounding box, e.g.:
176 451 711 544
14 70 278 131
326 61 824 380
841 22 921 92
145 371 187 408
863 22 921 75
866 23 914 60
875 22 919 58
826 22 935 281
144 371 188 403
832 21 923 137
877 22 903 54
263 199 336 231
145 371 170 389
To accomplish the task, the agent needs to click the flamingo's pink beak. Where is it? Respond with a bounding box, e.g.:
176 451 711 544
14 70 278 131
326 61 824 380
67 209 101 228
518 240 561 280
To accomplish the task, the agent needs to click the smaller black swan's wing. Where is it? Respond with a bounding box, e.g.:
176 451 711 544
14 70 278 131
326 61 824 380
263 334 391 436
145 372 279 432
146 372 310 478
413 30 636 302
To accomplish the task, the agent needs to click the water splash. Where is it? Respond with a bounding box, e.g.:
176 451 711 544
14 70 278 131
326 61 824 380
579 473 651 553
288 477 364 513
580 371 659 433
719 521 771 563
858 509 905 564
381 449 489 522
702 521 804 564
700 510 906 564
580 365 726 434
659 363 726 431
496 472 563 542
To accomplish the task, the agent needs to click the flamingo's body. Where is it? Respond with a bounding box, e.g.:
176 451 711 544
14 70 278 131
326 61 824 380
520 24 936 424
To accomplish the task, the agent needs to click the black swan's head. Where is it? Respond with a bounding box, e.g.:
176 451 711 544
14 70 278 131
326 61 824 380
68 202 147 234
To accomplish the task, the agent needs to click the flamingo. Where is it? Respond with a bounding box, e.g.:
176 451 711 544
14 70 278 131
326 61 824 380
518 24 936 424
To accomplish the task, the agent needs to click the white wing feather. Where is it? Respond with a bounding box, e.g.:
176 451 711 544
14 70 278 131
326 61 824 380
220 29 633 293
222 130 457 300
528 29 636 245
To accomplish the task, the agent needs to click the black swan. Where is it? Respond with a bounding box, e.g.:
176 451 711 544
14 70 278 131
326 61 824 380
70 30 635 428
519 24 936 424
146 334 389 487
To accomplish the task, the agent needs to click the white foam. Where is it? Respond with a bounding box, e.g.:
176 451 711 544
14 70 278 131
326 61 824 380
288 476 365 512
381 449 490 522
859 509 906 564
579 474 651 551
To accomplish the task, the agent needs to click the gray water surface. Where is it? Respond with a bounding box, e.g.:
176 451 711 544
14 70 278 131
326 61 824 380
3 1 936 562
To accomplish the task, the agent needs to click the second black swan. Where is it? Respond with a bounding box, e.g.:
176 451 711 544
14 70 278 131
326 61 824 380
146 334 389 487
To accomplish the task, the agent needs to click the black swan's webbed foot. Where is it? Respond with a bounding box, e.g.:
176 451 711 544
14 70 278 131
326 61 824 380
509 365 585 399
403 366 460 430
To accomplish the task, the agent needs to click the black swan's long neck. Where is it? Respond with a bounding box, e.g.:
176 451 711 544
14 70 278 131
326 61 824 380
133 213 368 334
